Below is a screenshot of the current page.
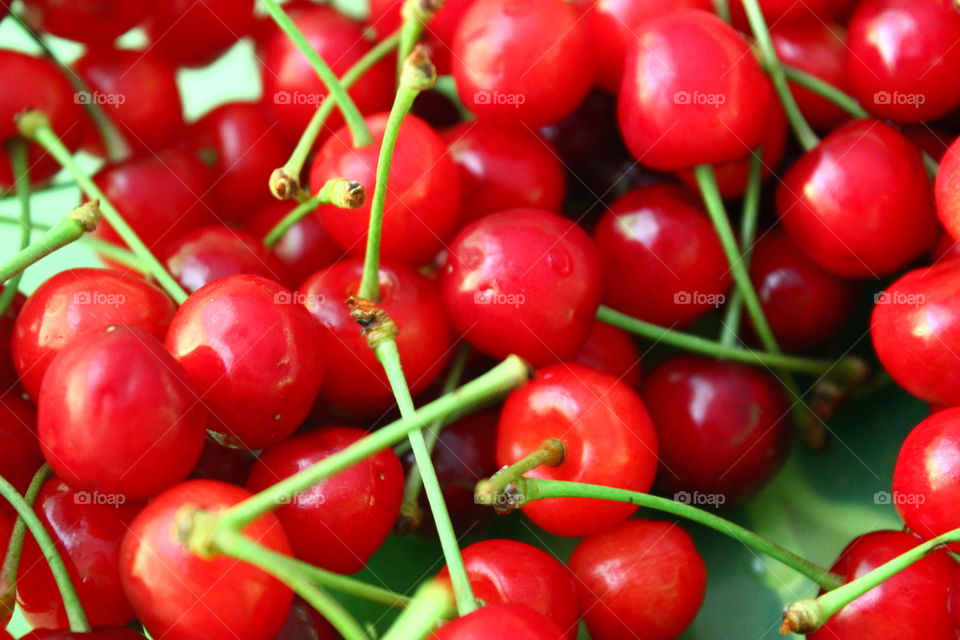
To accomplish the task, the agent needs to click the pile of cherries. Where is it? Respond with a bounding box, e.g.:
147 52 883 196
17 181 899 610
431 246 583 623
1 0 960 638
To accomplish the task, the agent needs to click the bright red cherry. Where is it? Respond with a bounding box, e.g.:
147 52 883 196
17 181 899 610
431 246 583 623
936 135 960 242
310 113 460 266
12 268 176 400
166 274 324 450
497 363 658 537
246 201 344 287
809 530 957 640
276 597 341 640
0 392 42 495
38 326 207 500
777 119 937 278
21 0 148 45
441 209 601 366
452 0 594 127
442 120 565 225
642 356 789 504
120 480 293 640
143 0 255 68
437 539 579 640
570 321 642 388
17 478 139 629
367 0 473 74
594 184 731 327
431 604 566 640
847 0 960 123
617 9 774 171
22 629 147 640
248 426 403 574
569 519 707 640
300 258 451 415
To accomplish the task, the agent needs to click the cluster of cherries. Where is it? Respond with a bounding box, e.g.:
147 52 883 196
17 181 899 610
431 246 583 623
0 0 959 638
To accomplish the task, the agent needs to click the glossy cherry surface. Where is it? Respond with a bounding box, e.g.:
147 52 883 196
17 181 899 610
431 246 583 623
166 274 324 450
0 291 25 391
276 597 341 640
246 201 344 287
310 113 460 266
642 356 789 504
22 629 146 640
17 478 139 629
936 135 960 242
22 0 148 44
570 321 642 388
497 363 658 537
368 0 472 74
120 480 293 640
452 0 594 127
38 326 207 500
729 0 843 25
143 0 255 68
12 268 176 400
569 519 707 640
441 209 601 367
248 426 403 574
594 184 731 327
0 392 42 495
431 604 566 640
777 119 937 278
617 9 773 171
191 437 258 486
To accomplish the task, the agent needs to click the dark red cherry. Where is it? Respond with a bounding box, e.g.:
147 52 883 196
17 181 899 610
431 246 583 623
21 0 148 44
120 480 293 640
190 437 258 486
568 519 707 640
847 0 960 123
22 629 146 640
442 120 565 225
248 426 403 574
729 0 842 25
0 290 25 391
0 392 42 496
367 0 473 74
931 228 960 264
593 184 731 327
275 597 341 640
159 225 290 293
143 0 255 68
497 363 658 537
809 530 957 640
166 275 324 450
642 356 789 504
905 127 954 164
936 135 960 242
431 604 565 640
617 9 773 171
246 201 344 287
777 119 937 277
441 209 601 366
17 478 138 629
570 321 642 388
437 539 579 640
300 258 451 415
452 0 594 127
38 326 207 500
12 268 176 400
309 113 460 266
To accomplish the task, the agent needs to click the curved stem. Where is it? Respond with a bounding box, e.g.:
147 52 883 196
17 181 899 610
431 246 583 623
291 558 410 609
0 216 145 272
380 580 455 640
0 139 31 316
263 178 365 247
0 200 101 284
782 65 868 119
397 0 428 77
0 179 78 201
474 439 564 511
0 464 52 619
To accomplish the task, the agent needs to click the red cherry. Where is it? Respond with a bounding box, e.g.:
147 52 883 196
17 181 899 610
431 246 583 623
452 0 594 127
441 209 601 366
17 478 138 629
248 426 403 574
166 275 324 450
936 135 960 242
777 119 938 277
497 363 658 537
300 258 451 415
809 530 957 640
642 356 789 504
22 629 147 640
0 392 42 496
442 120 565 225
38 326 207 500
729 0 843 25
276 597 341 640
310 113 460 266
367 0 473 74
21 0 148 45
431 604 565 640
159 225 291 293
593 184 731 327
143 0 255 68
437 539 579 640
570 321 642 388
120 480 293 640
191 437 258 486
847 0 960 123
617 9 773 171
0 290 25 391
12 268 176 400
568 519 707 640
931 228 960 264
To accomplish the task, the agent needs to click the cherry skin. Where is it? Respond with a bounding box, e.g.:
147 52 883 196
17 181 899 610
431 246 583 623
276 597 341 640
120 480 294 640
568 519 707 640
452 0 594 127
0 392 42 495
642 356 790 504
570 321 642 388
593 184 731 328
143 0 255 68
930 229 960 264
166 274 324 450
847 0 960 124
0 290 25 391
441 209 601 367
190 437 258 486
17 478 139 629
300 258 451 415
617 9 774 171
729 0 843 25
310 113 460 266
936 135 960 242
21 0 148 45
808 530 957 640
777 119 938 278
437 539 579 640
12 268 176 400
431 604 566 640
248 426 403 574
38 325 207 500
367 0 473 74
22 630 147 640
442 120 566 225
497 363 658 537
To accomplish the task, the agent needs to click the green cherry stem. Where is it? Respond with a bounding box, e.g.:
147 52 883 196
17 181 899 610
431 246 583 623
0 464 52 620
290 558 411 609
260 0 373 149
713 0 731 22
0 139 31 316
0 216 145 273
397 0 438 77
263 178 366 247
380 580 455 640
474 439 565 511
781 66 869 119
